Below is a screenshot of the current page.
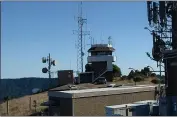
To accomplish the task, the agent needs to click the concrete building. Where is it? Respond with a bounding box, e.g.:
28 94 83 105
57 70 74 86
87 44 116 82
48 85 156 116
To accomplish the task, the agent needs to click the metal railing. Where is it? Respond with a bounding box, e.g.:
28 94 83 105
94 68 106 78
92 69 107 83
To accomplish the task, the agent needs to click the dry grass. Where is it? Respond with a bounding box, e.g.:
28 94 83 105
0 92 48 116
112 77 156 85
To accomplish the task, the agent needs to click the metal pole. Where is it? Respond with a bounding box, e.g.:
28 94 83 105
158 61 162 97
48 53 51 88
6 99 9 115
81 20 83 73
125 105 128 116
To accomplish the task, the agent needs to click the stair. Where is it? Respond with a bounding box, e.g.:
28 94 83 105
92 70 107 83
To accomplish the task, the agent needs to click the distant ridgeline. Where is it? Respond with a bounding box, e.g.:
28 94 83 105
0 78 58 101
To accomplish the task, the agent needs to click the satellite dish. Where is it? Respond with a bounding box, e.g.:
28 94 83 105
42 57 46 63
42 67 48 73
51 60 56 66
32 88 41 94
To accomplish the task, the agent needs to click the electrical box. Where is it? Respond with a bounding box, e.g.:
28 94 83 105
134 100 159 116
105 104 131 116
150 104 159 116
105 103 150 116
159 96 167 116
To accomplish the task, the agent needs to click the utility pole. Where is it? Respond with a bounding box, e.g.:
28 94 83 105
42 53 56 88
48 53 51 81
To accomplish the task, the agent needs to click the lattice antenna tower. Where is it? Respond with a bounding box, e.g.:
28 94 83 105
73 2 90 74
146 1 177 67
146 1 176 51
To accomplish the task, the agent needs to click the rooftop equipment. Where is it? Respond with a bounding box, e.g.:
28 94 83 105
105 103 150 116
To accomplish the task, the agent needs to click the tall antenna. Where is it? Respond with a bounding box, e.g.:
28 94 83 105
108 36 112 45
73 2 90 73
145 1 177 115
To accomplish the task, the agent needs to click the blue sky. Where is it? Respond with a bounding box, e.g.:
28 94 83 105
1 1 161 78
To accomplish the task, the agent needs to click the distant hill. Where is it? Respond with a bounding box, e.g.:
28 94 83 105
0 77 58 101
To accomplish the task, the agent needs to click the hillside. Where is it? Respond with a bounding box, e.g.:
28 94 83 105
0 78 58 101
0 77 158 116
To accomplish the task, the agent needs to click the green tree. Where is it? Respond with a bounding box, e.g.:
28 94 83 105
143 67 150 76
135 70 140 74
151 73 156 77
113 64 122 77
3 96 11 101
133 75 144 85
128 70 135 80
85 63 92 72
140 69 145 75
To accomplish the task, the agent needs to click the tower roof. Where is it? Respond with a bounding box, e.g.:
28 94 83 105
88 44 115 52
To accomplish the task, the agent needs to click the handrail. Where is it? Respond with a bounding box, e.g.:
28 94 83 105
92 70 107 83
94 68 105 78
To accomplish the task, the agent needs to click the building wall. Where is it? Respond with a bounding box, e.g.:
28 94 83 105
72 91 155 116
57 70 73 86
88 55 116 63
92 62 107 78
79 72 94 83
103 71 113 82
59 98 73 116
91 62 113 81
49 97 73 116
165 56 177 96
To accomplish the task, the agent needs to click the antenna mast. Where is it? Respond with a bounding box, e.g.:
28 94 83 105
108 36 112 45
146 1 177 115
74 2 90 73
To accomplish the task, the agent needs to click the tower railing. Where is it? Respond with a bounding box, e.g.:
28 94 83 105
92 69 107 83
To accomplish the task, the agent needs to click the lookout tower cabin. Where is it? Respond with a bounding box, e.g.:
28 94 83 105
87 44 116 82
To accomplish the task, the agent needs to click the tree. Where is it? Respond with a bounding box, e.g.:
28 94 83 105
135 70 140 74
151 73 156 77
140 69 145 75
121 75 127 80
128 70 135 80
3 96 12 101
143 67 150 76
113 64 122 77
85 63 92 72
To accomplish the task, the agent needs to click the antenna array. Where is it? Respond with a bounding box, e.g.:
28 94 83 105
146 2 177 115
146 1 177 62
73 2 90 73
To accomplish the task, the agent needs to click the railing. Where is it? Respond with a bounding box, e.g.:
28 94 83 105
94 68 105 78
88 55 116 62
92 69 107 83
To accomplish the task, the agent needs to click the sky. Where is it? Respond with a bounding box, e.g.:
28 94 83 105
1 1 162 79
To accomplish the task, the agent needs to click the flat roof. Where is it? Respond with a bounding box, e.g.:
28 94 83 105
134 100 157 104
48 85 156 98
105 103 148 109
